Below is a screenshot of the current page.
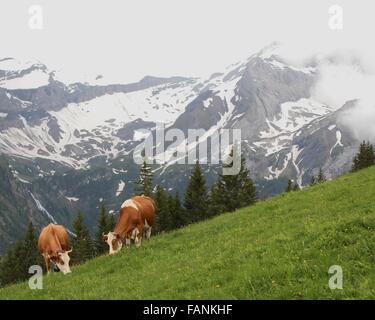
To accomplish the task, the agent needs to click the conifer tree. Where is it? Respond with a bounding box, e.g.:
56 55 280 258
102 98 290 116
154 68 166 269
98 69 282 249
107 212 117 231
0 243 23 287
210 147 256 214
237 155 257 207
352 141 375 172
285 179 300 192
285 179 294 192
208 183 226 216
310 168 326 185
0 222 42 287
135 159 153 196
154 185 170 232
22 222 43 272
293 182 300 191
168 192 185 229
95 205 110 255
316 168 326 183
184 162 208 223
310 175 316 186
71 211 94 265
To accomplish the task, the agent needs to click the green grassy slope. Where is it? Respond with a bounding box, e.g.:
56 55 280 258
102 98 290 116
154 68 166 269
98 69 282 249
1 166 375 300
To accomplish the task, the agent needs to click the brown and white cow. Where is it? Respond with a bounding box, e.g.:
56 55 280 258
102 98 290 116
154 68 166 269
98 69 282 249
38 224 72 274
103 195 156 255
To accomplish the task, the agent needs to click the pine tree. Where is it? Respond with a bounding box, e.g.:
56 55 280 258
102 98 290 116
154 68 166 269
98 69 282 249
310 175 316 186
285 179 294 192
135 159 153 196
95 205 111 255
22 222 43 272
285 179 300 192
208 183 226 217
210 148 256 214
166 194 176 231
0 243 23 287
168 192 185 229
237 155 257 207
154 185 170 232
0 222 42 287
107 212 117 231
316 168 326 183
184 162 208 223
71 211 94 265
352 141 375 172
310 168 326 185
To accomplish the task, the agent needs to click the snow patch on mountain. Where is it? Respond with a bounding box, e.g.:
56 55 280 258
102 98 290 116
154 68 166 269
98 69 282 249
0 116 81 167
328 124 336 131
66 197 79 202
260 99 335 139
266 152 292 180
51 80 198 130
162 76 240 166
0 78 201 168
30 192 58 224
116 180 125 196
330 130 344 155
291 145 304 186
203 97 213 109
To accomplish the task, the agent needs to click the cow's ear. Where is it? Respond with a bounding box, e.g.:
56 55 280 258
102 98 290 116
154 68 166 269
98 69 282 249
114 233 121 240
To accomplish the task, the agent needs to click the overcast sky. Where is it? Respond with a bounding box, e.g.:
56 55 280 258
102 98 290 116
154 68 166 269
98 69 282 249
1 0 375 83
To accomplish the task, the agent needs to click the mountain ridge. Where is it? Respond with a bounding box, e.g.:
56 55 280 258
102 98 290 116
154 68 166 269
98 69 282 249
0 43 363 254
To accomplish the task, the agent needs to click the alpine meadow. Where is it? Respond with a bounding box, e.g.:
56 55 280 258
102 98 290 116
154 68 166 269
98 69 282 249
1 165 374 299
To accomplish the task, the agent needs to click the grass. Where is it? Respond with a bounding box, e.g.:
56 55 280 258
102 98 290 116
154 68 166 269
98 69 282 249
1 167 375 299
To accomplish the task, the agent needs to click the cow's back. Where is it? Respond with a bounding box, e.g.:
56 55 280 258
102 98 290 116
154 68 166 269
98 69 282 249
132 196 156 226
53 225 70 251
38 224 69 254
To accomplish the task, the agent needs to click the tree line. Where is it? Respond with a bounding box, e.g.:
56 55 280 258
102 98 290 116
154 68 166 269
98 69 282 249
139 147 257 232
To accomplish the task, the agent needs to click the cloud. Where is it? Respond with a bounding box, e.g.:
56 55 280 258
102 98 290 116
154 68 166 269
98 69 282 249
339 101 375 142
309 54 375 142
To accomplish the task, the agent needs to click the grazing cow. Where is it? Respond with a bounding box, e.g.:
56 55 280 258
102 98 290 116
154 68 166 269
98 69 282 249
38 224 72 275
103 195 156 255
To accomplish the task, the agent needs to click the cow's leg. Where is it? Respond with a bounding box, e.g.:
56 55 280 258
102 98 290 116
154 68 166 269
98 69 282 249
146 227 152 241
125 237 131 246
44 255 51 275
134 227 143 248
135 235 142 247
144 219 151 241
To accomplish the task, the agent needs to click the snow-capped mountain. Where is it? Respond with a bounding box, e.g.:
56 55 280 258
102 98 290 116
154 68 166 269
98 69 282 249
0 43 363 254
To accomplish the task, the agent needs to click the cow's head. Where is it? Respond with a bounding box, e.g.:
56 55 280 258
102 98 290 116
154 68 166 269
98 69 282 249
103 232 122 255
50 249 72 274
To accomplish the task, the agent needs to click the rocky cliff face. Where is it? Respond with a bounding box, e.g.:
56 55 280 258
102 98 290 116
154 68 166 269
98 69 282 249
0 157 50 254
